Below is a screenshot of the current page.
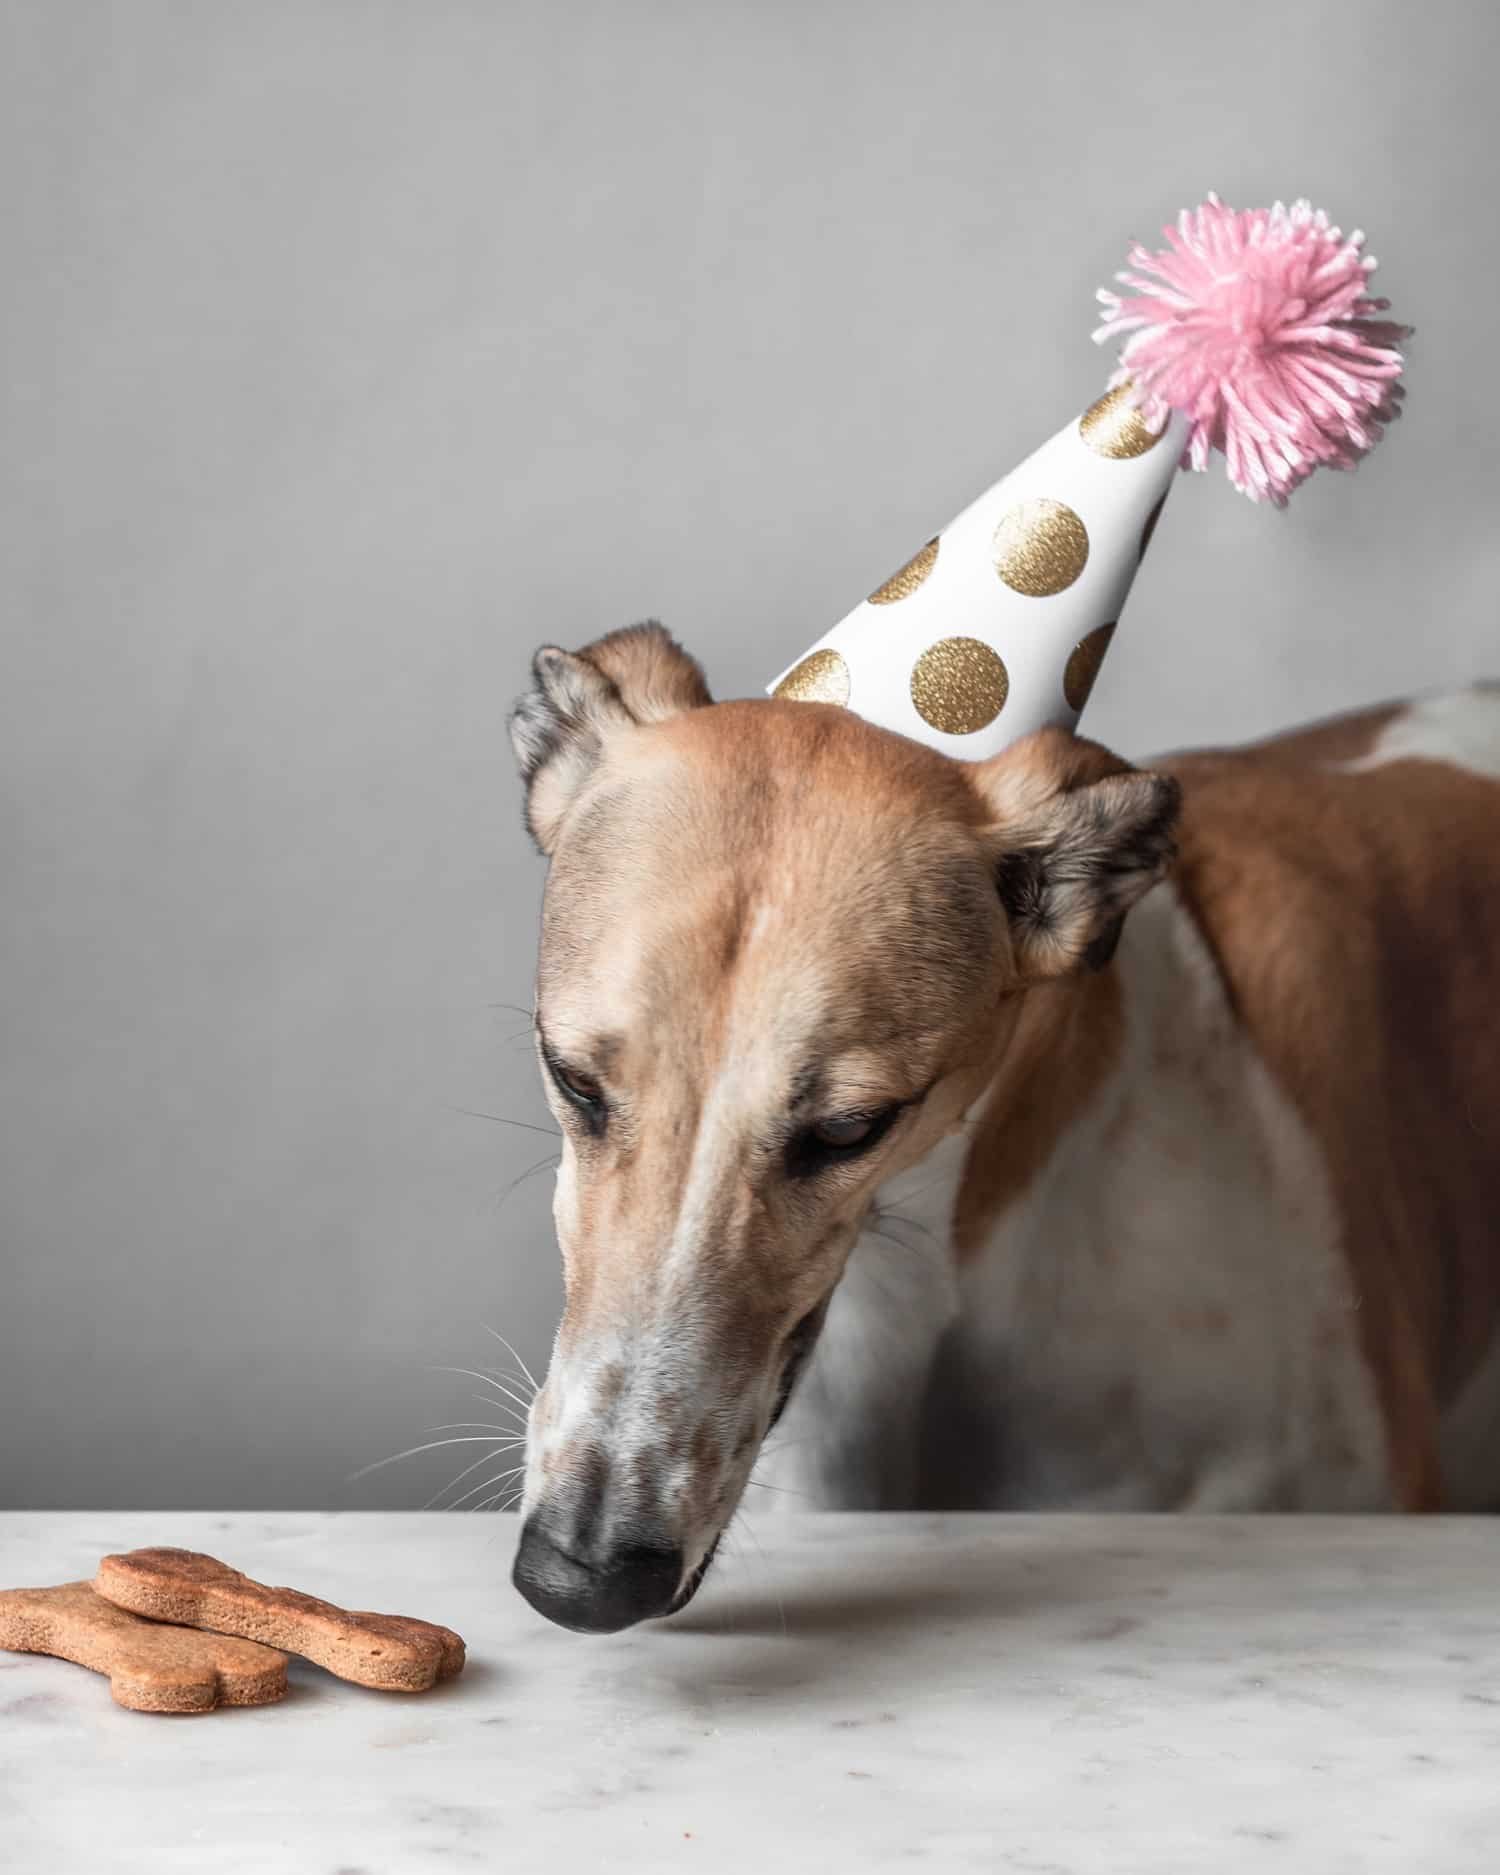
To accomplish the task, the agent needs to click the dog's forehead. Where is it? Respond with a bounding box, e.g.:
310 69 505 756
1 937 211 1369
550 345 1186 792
537 705 998 1041
560 699 979 867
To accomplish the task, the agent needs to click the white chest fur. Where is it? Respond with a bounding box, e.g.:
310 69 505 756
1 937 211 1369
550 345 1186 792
769 884 1391 1513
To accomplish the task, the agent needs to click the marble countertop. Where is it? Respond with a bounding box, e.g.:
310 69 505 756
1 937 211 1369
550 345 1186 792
3 1511 1498 1871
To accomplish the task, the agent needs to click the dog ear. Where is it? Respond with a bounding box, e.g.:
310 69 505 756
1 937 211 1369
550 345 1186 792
968 728 1181 982
509 622 712 852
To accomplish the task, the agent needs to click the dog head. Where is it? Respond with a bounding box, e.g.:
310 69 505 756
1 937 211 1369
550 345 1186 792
507 624 1177 1630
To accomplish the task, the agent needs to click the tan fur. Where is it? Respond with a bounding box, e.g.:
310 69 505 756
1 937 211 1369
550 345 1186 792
529 698 1013 1548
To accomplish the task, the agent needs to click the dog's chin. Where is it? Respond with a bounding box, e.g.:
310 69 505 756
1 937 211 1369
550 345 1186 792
658 1324 821 1625
665 1533 722 1618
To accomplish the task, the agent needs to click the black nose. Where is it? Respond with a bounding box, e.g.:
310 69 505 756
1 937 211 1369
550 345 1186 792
512 1518 685 1634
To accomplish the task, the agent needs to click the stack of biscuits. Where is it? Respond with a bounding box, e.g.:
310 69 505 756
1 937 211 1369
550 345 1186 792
0 1548 465 1712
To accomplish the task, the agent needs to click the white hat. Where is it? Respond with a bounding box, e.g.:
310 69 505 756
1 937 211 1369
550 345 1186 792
769 388 1186 759
769 195 1407 760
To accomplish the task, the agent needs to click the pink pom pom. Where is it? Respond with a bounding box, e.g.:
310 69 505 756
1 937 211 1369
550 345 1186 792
1094 195 1410 505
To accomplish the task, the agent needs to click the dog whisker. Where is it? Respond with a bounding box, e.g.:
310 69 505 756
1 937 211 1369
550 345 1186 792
727 1508 787 1638
485 1000 537 1022
432 1364 536 1418
877 1159 959 1212
429 1422 528 1435
470 1478 527 1514
467 1392 528 1426
348 1433 524 1484
757 1432 818 1456
445 1462 527 1513
446 1105 561 1139
470 1368 536 1417
494 1153 561 1209
868 1214 939 1258
481 1326 541 1397
423 1442 526 1510
864 1224 917 1264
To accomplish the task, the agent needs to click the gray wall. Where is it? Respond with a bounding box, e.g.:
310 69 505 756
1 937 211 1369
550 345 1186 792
2 0 1495 1508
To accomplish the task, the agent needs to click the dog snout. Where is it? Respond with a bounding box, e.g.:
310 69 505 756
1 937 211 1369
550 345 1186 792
512 1513 684 1634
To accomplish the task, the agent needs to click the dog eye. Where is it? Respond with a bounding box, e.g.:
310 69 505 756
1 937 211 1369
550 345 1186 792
812 1114 876 1148
547 1058 603 1109
786 1104 901 1179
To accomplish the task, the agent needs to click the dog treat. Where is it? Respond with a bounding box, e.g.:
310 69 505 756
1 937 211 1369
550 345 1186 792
0 1580 288 1713
95 1548 465 1692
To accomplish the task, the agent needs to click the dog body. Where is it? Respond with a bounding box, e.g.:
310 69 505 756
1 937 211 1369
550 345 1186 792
774 689 1500 1518
507 629 1500 1631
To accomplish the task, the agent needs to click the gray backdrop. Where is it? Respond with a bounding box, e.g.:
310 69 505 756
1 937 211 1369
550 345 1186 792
3 0 1495 1509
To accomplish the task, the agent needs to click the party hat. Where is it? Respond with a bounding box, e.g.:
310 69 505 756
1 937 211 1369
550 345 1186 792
769 196 1408 760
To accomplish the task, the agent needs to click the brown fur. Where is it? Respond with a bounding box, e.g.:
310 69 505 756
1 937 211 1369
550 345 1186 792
1162 715 1500 1509
952 969 1125 1260
947 699 1500 1508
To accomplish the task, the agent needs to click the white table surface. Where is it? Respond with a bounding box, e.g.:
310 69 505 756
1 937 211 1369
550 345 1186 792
2 1511 1498 1872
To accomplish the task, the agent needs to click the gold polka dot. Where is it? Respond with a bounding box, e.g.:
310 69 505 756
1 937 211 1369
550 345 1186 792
1079 382 1165 459
1139 492 1168 562
1063 623 1117 715
773 648 850 706
910 637 1008 736
868 537 939 605
993 499 1089 596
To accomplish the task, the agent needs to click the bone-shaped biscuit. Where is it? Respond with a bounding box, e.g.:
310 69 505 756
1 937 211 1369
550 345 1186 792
95 1548 465 1691
0 1580 289 1712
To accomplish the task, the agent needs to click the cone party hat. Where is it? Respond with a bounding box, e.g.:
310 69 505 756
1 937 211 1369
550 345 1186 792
769 196 1408 761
